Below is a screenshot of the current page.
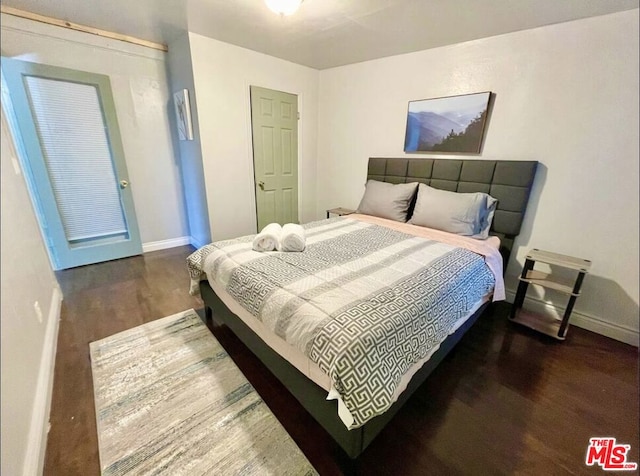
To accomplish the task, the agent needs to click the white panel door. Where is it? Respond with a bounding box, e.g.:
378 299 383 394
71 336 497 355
250 86 298 231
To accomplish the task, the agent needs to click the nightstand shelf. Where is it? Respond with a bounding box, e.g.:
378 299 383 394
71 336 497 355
509 248 591 340
510 309 565 337
326 207 355 218
519 270 578 296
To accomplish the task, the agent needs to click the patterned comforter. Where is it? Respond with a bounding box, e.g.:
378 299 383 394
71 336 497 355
187 217 498 428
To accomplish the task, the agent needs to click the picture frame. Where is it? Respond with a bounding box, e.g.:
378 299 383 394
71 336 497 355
173 89 194 141
404 91 491 154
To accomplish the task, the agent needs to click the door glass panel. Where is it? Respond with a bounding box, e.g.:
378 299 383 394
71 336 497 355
24 76 127 243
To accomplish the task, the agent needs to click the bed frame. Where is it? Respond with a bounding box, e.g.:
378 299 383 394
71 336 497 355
201 157 538 459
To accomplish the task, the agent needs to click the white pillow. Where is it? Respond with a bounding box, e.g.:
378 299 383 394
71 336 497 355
356 180 418 222
408 183 497 239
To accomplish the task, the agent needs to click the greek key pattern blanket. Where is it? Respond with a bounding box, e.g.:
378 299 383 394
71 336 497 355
187 217 495 428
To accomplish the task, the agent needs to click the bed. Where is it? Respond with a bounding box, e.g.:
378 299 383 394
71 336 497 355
189 157 538 459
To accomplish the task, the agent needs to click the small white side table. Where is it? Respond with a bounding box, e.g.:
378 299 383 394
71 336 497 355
326 207 355 219
509 249 591 340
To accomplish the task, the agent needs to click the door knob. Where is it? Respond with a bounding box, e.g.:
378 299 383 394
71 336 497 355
258 181 265 190
120 180 129 189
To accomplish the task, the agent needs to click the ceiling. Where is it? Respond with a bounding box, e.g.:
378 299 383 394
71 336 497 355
2 0 638 69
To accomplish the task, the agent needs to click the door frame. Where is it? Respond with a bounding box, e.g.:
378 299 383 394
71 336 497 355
244 81 304 232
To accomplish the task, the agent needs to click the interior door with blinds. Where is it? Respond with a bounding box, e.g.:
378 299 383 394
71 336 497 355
1 57 142 269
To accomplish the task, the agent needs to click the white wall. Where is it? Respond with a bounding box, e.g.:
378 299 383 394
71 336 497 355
1 110 62 475
188 33 319 240
0 14 189 251
317 11 639 344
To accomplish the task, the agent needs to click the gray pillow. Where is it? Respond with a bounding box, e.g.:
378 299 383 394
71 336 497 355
356 180 418 222
408 183 497 239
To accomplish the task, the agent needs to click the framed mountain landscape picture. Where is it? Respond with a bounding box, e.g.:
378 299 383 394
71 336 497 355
404 92 491 153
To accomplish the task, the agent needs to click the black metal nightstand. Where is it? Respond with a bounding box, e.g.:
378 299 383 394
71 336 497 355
326 207 355 219
509 249 591 340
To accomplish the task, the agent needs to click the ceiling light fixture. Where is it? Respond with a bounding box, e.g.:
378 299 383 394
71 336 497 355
265 0 303 16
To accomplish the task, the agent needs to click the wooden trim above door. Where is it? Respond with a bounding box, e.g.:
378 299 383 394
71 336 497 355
0 5 168 52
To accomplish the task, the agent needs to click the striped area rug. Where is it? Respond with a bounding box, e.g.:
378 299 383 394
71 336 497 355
90 309 317 475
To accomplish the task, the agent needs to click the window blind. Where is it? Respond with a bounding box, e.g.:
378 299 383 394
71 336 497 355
24 76 128 242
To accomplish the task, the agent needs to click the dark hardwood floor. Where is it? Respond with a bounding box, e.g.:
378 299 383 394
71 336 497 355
44 246 639 475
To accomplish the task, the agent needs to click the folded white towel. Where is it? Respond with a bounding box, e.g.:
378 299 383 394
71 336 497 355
278 223 306 252
252 223 282 252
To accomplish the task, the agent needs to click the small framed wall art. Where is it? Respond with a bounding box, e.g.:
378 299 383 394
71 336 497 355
404 91 491 154
173 89 194 141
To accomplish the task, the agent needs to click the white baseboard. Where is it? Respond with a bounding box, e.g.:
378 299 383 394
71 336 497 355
142 236 191 253
505 289 639 347
23 286 63 476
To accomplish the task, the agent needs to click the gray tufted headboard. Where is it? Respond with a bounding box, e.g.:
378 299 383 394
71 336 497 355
367 157 538 265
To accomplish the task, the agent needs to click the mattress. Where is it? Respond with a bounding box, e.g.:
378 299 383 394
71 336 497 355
207 277 489 426
188 215 504 429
